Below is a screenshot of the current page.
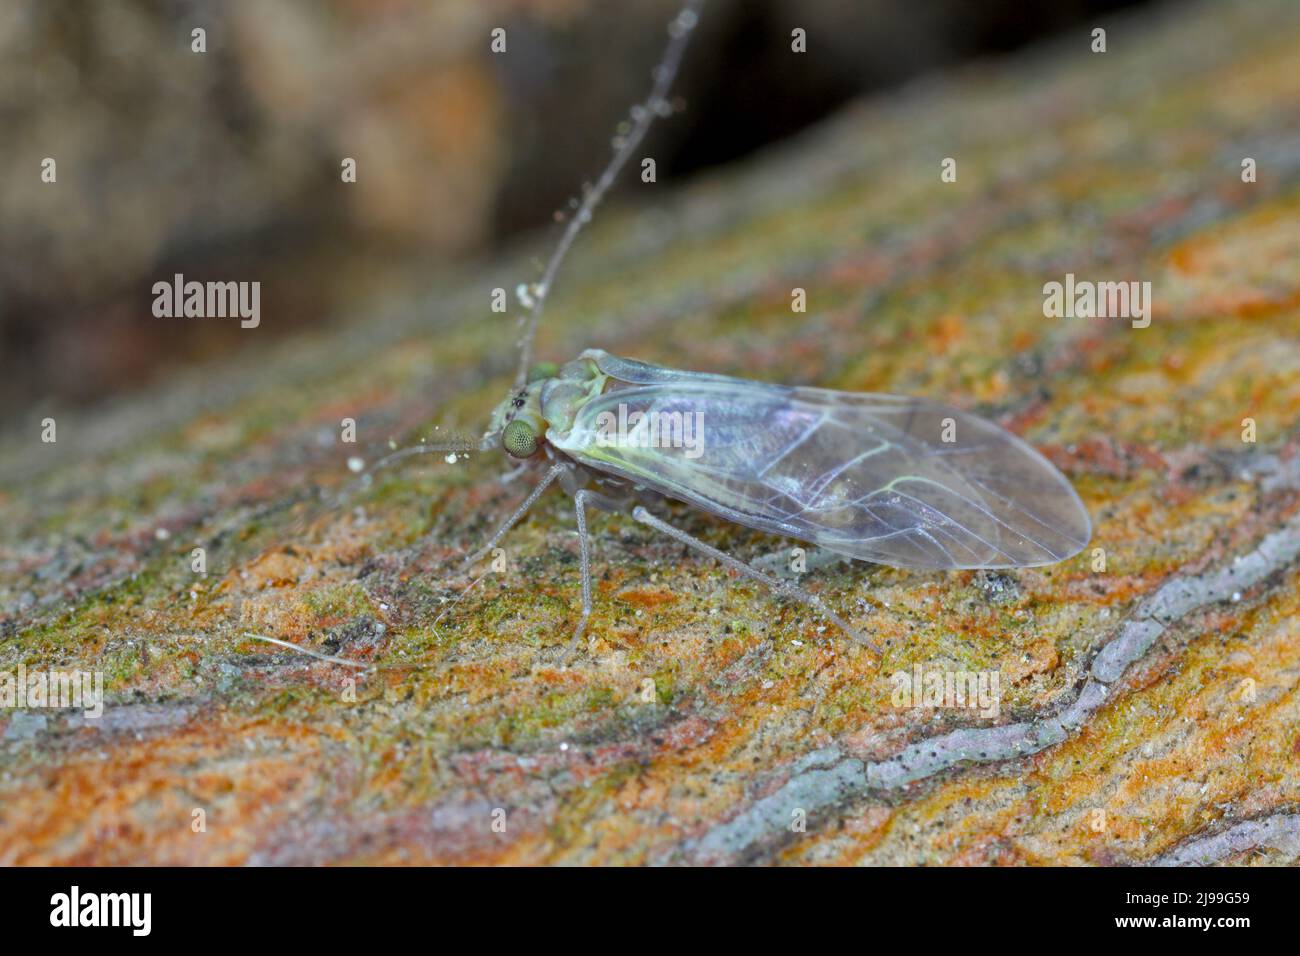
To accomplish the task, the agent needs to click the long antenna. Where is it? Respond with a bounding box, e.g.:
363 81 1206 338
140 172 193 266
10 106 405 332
512 0 705 389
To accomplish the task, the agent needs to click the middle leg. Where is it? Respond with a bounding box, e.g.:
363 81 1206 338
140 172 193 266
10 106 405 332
631 505 882 656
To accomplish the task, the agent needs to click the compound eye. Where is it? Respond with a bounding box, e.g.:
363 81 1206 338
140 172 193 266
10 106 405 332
526 362 559 384
502 419 539 458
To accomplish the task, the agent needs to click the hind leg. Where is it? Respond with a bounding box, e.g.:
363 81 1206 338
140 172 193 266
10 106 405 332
630 506 881 656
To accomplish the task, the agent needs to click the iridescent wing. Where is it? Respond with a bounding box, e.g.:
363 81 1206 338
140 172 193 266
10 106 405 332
548 351 1091 569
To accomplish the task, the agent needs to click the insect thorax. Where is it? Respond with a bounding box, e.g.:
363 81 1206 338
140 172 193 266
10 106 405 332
538 355 610 439
485 353 610 453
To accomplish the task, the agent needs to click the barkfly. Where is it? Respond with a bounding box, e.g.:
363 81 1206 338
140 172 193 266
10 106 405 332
255 0 1089 664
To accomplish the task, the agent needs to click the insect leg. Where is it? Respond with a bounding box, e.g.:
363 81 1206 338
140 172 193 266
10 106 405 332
462 462 566 571
630 506 882 656
565 487 632 657
571 490 594 645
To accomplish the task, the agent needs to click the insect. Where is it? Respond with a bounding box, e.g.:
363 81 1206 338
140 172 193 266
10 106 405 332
302 0 1090 663
474 350 1091 655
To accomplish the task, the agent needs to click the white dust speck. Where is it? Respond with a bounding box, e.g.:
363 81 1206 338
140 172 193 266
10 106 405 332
154 527 170 540
347 456 365 473
445 453 459 464
516 282 548 309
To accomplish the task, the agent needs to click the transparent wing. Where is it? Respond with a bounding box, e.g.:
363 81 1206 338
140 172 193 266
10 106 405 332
550 354 1091 569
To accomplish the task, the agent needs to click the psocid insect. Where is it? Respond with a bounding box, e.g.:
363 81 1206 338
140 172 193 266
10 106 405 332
274 0 1089 664
470 347 1089 654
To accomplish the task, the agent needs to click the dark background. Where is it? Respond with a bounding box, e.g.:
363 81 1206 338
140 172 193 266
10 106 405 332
1 0 1167 413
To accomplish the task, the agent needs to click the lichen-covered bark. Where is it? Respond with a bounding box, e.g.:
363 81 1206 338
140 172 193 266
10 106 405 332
2 0 1299 865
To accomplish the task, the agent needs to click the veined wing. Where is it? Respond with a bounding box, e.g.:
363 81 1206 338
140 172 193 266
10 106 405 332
549 355 1091 569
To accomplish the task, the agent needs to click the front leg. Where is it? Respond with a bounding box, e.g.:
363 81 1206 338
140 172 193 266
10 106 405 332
567 487 630 656
571 489 594 646
461 462 566 572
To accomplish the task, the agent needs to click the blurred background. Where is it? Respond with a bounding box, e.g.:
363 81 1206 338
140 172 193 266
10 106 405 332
1 0 1175 413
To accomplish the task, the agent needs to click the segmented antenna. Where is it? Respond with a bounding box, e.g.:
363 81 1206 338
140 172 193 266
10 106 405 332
512 0 705 390
330 430 478 508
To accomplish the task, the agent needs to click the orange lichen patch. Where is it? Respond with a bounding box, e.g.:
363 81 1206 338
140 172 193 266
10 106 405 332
970 368 1012 404
304 529 379 570
1078 487 1250 587
617 588 679 609
241 550 306 589
0 714 343 865
925 313 966 353
850 774 1024 865
1162 197 1300 320
1003 638 1061 687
